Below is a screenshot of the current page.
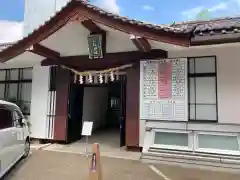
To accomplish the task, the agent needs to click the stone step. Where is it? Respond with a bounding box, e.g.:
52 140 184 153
141 150 240 173
149 147 240 160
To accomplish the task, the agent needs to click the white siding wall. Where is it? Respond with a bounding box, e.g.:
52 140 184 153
30 66 50 139
140 44 240 153
169 45 240 124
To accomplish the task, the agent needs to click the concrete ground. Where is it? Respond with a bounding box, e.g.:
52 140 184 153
155 163 240 180
2 150 240 180
44 129 141 160
2 150 160 180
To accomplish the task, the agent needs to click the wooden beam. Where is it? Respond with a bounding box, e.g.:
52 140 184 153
28 43 60 59
191 33 240 46
81 20 104 33
41 49 167 70
130 35 151 52
81 19 107 57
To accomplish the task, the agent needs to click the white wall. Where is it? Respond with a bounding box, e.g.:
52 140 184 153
82 87 108 131
169 44 240 124
30 65 50 139
140 43 240 147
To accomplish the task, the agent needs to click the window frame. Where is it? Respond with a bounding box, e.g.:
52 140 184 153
151 129 194 151
187 56 218 123
194 131 240 155
0 68 32 116
0 108 13 130
12 109 24 128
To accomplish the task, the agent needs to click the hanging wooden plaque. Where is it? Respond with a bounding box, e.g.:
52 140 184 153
88 34 103 59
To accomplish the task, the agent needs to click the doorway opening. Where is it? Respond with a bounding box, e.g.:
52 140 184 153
67 75 127 148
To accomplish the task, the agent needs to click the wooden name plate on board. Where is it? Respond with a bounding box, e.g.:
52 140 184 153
88 143 102 180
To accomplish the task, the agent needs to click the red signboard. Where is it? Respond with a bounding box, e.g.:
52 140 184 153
158 61 172 99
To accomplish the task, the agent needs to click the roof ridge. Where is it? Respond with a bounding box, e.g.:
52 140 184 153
77 0 182 31
172 16 240 26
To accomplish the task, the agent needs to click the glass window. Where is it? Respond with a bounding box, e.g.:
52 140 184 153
0 70 6 81
12 110 23 127
188 57 217 121
195 77 216 104
0 84 5 99
20 83 32 101
0 68 33 115
19 83 32 115
154 132 189 147
9 69 19 80
198 134 239 151
0 108 12 130
6 83 18 101
22 68 32 80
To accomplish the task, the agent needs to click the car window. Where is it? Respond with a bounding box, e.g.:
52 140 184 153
12 110 23 128
0 108 13 130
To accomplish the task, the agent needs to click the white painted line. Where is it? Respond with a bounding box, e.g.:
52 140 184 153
149 165 172 180
30 143 52 150
43 149 140 160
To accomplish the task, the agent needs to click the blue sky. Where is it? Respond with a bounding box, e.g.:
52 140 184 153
0 0 24 21
1 0 240 24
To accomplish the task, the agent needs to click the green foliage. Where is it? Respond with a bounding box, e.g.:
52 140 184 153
195 9 211 20
171 8 211 25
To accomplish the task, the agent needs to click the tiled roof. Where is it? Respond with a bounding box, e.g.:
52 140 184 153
1 0 240 63
172 17 240 35
170 17 240 45
0 43 14 51
78 0 186 34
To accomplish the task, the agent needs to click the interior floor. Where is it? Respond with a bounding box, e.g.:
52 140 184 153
79 128 120 148
45 128 140 159
67 76 126 147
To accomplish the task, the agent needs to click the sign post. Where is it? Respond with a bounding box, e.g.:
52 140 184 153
88 143 102 180
81 121 93 157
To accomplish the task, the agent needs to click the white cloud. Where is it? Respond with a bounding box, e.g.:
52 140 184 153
181 0 240 20
181 6 204 19
0 20 23 44
93 0 120 14
208 2 228 12
142 5 155 11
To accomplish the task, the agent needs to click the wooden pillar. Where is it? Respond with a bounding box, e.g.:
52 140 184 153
54 67 71 141
125 63 140 148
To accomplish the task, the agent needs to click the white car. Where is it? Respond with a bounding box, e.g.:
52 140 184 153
0 100 30 178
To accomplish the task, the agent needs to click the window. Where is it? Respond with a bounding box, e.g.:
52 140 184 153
0 108 12 130
188 57 217 121
153 130 193 151
154 132 189 147
12 110 23 128
0 68 32 115
198 134 239 151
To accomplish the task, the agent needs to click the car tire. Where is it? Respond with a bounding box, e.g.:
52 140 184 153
23 138 30 158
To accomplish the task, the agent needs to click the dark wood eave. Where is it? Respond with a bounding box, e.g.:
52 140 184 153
0 0 189 63
191 33 240 46
28 43 60 59
41 49 168 71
